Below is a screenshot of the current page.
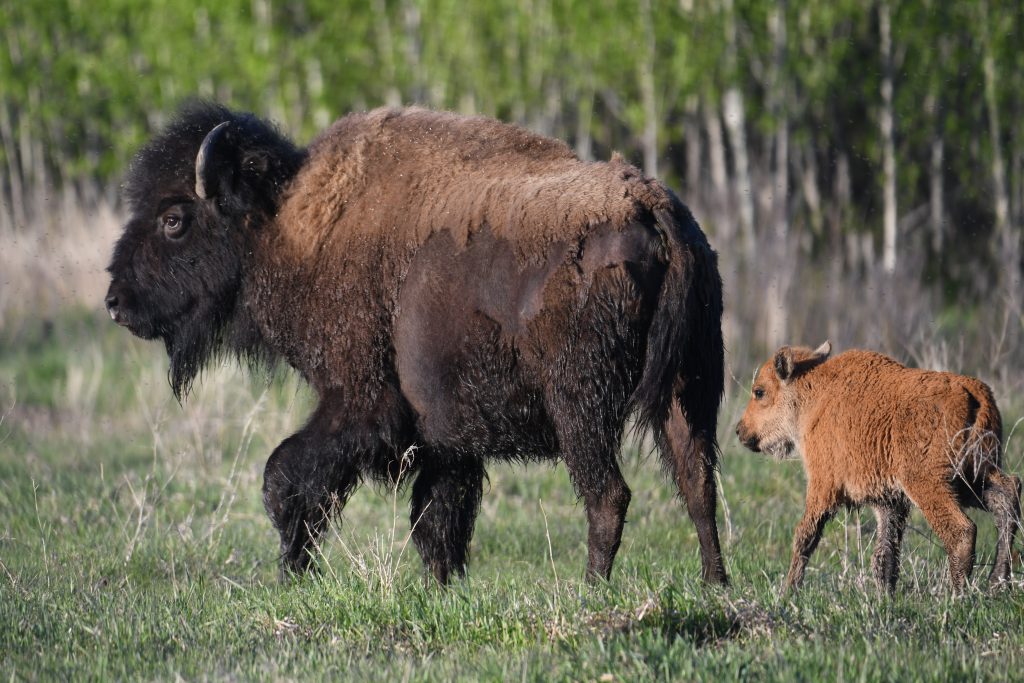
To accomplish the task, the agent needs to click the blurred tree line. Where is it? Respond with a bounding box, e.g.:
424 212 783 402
2 0 1021 369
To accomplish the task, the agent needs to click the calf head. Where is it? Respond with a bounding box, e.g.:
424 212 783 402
105 102 304 398
736 341 831 459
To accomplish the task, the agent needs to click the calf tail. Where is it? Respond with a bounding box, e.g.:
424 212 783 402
965 380 1003 473
630 196 724 443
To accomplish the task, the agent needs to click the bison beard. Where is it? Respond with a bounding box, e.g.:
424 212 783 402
106 102 728 585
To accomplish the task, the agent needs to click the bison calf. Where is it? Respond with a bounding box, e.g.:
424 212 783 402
736 342 1021 594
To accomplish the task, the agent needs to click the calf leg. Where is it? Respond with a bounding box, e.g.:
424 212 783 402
783 490 834 595
982 471 1022 586
871 501 909 594
659 399 728 585
262 431 359 577
905 481 976 592
409 458 485 585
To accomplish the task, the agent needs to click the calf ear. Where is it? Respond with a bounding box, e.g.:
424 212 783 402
813 340 832 360
774 346 796 383
195 121 235 201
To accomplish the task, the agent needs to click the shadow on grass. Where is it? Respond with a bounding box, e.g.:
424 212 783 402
580 600 751 648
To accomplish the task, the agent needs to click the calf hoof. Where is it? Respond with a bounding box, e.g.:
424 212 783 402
987 573 1011 593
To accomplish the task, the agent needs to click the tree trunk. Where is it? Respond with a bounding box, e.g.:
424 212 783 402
372 0 402 107
765 0 790 351
704 100 730 236
879 0 898 273
833 152 853 269
769 2 789 244
639 0 658 177
0 102 26 229
721 0 755 259
683 96 705 225
402 0 425 104
723 88 756 259
926 91 945 254
981 25 1011 256
575 86 594 161
799 140 823 237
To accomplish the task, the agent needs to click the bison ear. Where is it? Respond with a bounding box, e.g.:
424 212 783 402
774 347 796 383
195 121 235 201
813 340 832 361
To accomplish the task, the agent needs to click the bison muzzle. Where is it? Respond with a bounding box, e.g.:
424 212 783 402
106 102 728 585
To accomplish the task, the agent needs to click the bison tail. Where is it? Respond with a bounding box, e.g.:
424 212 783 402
630 199 724 442
966 381 1003 470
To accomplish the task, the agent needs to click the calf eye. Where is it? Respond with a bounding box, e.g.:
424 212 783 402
753 387 765 400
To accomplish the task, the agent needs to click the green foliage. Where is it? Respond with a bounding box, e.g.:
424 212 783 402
3 0 1022 306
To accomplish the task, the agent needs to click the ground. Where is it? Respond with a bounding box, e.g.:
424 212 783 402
1 311 1022 681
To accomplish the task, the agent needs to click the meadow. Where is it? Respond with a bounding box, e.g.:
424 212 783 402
2 303 1022 682
4 1 1024 679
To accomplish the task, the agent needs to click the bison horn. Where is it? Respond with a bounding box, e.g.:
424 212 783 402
195 121 231 199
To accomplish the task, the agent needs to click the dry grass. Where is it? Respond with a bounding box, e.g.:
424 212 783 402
0 194 122 332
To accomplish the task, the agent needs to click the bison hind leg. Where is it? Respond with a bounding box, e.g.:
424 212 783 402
546 390 632 583
871 499 909 594
262 432 359 578
982 470 1022 587
409 455 485 585
905 480 977 592
656 399 728 585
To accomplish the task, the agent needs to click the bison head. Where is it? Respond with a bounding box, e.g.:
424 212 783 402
105 102 304 398
735 341 831 459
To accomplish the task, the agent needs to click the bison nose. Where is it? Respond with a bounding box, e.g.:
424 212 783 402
105 293 120 320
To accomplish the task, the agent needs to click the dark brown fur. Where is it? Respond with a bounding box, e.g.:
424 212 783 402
106 103 727 585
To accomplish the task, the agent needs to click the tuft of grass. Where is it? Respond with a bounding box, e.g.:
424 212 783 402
2 313 1023 680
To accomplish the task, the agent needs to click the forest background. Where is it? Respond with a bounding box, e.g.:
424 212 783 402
3 0 1023 379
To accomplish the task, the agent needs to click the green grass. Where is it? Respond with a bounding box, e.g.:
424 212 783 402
2 312 1023 681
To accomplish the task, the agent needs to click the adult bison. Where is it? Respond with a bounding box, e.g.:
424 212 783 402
106 102 727 585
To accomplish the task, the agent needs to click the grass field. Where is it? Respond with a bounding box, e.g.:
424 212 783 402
2 310 1023 681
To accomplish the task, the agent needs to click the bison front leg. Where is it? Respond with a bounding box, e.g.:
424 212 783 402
660 400 728 585
783 492 834 595
262 431 359 578
871 501 909 594
409 459 485 585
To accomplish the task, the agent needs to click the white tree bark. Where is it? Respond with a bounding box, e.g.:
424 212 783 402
769 2 789 243
765 1 790 351
683 96 705 226
575 86 594 162
879 1 897 273
723 88 755 258
983 41 1010 252
704 101 729 233
639 0 658 177
926 91 945 253
0 103 26 229
721 0 755 259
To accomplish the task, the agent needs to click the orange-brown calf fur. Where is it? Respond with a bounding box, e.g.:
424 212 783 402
736 342 1021 593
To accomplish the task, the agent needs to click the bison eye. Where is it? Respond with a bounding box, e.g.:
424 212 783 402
161 210 188 240
753 387 765 400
